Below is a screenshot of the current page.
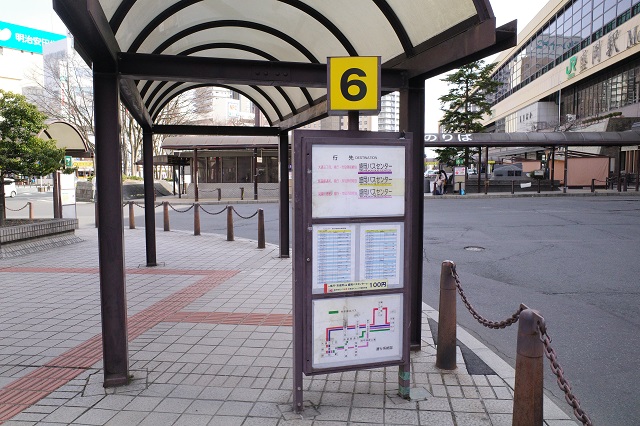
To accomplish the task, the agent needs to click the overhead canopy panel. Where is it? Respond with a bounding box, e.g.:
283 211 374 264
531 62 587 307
54 0 515 129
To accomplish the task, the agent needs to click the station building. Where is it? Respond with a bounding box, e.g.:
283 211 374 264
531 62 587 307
484 0 640 174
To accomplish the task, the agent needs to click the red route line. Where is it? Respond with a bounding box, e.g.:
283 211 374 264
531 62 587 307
0 267 216 275
0 269 237 423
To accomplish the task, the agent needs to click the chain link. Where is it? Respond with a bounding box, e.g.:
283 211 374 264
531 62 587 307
167 203 194 213
451 265 524 329
5 203 29 212
199 205 228 216
538 325 593 426
230 206 259 219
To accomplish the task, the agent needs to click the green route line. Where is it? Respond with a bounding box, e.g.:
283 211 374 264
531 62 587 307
328 310 339 314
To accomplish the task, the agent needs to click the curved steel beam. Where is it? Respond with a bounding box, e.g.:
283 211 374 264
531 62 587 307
150 20 320 64
120 0 356 56
150 83 275 127
372 0 414 57
250 85 284 121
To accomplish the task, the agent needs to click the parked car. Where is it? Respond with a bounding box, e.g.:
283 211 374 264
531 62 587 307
424 169 439 179
3 178 17 197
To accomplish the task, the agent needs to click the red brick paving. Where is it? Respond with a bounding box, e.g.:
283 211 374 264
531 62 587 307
0 267 295 422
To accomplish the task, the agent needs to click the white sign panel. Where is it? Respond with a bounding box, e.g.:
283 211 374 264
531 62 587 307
312 223 403 294
312 293 403 369
312 145 405 218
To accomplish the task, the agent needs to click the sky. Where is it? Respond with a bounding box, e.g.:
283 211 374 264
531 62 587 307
2 0 548 132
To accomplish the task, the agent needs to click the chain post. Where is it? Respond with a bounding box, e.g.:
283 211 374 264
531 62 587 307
163 202 170 231
193 203 201 236
28 202 34 219
513 307 544 426
511 180 515 194
227 205 234 241
436 260 457 370
257 209 265 249
128 202 135 229
217 188 221 201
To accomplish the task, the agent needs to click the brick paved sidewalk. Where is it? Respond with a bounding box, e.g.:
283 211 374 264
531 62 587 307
0 228 577 425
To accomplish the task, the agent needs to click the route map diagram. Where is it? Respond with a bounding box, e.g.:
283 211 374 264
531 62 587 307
312 294 403 368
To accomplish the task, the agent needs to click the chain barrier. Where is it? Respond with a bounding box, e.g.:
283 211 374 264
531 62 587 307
451 265 524 329
5 203 29 212
230 206 259 219
537 323 593 426
168 203 195 213
199 205 228 216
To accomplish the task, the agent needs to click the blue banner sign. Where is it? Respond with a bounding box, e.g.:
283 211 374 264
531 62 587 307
0 21 65 54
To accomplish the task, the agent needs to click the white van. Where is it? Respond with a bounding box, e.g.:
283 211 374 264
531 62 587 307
3 178 17 197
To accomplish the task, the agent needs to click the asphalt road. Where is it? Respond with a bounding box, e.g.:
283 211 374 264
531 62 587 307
5 189 639 424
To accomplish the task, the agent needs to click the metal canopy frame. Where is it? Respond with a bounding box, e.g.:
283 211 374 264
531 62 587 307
52 0 517 390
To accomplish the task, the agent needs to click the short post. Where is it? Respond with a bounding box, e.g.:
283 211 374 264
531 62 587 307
484 181 489 195
537 179 541 194
457 182 462 194
128 202 135 229
591 179 595 193
217 188 221 201
94 199 99 228
163 202 170 231
258 209 265 249
193 203 200 236
623 174 628 192
436 260 457 370
512 307 544 426
227 205 234 241
511 180 515 194
28 202 34 219
240 187 245 200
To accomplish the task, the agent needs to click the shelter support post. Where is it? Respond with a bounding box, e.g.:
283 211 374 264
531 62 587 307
94 70 129 387
253 148 258 200
348 111 359 130
617 147 623 192
635 149 640 191
563 146 568 193
550 147 555 191
193 149 199 201
278 132 290 258
143 130 157 266
400 79 424 352
477 146 482 194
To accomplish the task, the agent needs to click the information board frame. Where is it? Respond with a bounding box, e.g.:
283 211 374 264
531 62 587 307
292 130 413 407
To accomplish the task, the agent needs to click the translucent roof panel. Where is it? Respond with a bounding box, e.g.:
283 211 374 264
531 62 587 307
58 0 498 127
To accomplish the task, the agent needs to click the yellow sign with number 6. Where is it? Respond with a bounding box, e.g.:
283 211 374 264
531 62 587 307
327 56 381 115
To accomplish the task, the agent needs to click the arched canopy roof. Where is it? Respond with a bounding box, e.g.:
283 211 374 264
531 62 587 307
53 0 516 131
38 120 93 158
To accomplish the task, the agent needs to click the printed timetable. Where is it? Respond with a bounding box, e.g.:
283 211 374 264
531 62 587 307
312 223 403 294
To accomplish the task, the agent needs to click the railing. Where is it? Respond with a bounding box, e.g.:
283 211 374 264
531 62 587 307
436 260 592 426
124 201 265 249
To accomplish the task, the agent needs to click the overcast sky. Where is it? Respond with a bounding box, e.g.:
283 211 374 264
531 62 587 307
3 0 549 132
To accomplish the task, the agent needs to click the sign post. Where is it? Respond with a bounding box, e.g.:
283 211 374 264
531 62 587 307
292 130 412 413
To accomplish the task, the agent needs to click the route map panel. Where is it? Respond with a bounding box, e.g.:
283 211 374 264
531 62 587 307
312 294 403 369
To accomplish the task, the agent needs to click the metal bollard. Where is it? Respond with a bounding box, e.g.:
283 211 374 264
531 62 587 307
227 205 234 241
484 181 489 195
591 179 595 193
240 187 245 200
194 203 201 236
258 209 265 249
623 175 628 192
163 202 170 231
28 202 34 219
217 188 221 201
511 180 515 194
129 202 135 229
457 182 462 194
512 307 544 426
537 179 541 194
436 260 457 370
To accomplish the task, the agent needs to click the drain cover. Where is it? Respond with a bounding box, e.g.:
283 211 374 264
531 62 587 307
464 246 485 252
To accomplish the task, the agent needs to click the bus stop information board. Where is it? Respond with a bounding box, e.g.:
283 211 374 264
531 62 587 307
292 130 412 412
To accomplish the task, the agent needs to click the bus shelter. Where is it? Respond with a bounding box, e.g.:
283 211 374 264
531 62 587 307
52 0 517 388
